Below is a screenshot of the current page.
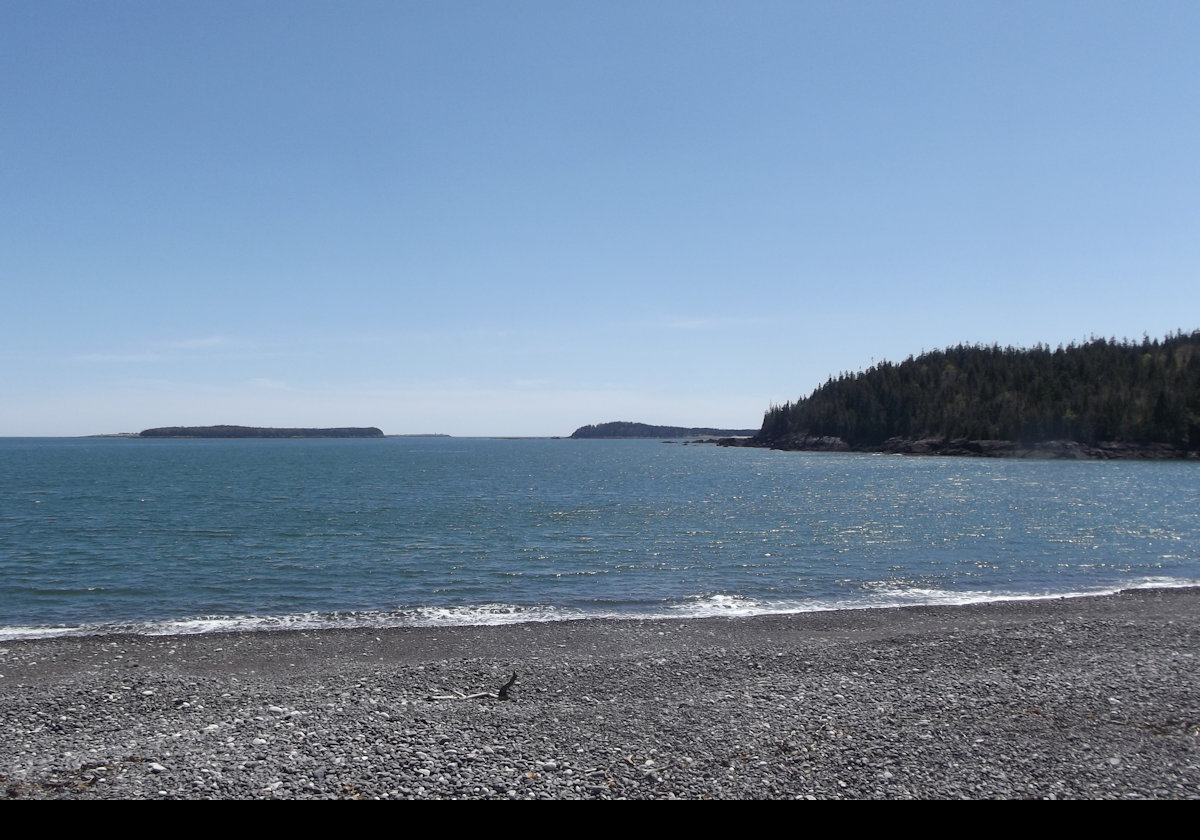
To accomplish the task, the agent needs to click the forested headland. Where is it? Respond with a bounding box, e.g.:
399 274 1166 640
743 331 1200 459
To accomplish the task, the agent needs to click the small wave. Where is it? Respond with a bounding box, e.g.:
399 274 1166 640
3 577 1197 641
667 593 776 618
0 625 84 641
853 575 1200 609
0 603 590 640
1122 575 1200 591
399 603 588 626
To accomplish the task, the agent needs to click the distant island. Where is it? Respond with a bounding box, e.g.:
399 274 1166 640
139 426 384 439
726 331 1200 459
571 421 758 439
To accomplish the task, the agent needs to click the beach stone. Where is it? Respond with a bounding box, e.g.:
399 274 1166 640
0 589 1198 799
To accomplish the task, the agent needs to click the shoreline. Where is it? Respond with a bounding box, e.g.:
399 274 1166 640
2 587 1198 798
8 581 1196 643
720 436 1200 460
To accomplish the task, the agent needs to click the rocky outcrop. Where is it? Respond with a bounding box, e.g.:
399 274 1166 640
720 435 1197 460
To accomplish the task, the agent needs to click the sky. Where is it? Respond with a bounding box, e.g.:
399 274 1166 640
2 1 1198 437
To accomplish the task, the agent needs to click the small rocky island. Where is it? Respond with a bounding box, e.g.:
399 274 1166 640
571 421 758 439
139 426 384 439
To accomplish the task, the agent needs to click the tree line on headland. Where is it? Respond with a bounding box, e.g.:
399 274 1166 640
746 331 1200 458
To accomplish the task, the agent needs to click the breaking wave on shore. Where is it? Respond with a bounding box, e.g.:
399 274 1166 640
4 576 1196 642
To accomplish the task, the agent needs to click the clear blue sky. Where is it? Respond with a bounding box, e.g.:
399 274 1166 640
3 1 1197 436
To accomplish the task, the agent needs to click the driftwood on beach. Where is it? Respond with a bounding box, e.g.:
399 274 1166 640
426 672 517 702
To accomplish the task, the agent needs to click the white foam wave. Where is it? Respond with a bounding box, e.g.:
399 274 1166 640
0 625 83 641
399 603 587 627
3 576 1197 640
668 593 781 618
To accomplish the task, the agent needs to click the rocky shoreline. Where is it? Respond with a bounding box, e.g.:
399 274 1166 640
2 588 1198 799
719 435 1198 460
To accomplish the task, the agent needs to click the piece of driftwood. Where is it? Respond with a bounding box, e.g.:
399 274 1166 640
497 671 517 700
426 672 517 702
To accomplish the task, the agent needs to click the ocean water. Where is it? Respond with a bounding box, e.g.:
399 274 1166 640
1 436 1197 639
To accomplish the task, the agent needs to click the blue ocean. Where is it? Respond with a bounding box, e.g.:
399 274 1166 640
1 436 1197 640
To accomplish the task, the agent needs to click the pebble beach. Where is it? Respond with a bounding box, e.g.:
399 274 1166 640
2 587 1197 799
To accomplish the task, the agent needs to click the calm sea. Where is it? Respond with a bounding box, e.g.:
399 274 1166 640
1 436 1197 639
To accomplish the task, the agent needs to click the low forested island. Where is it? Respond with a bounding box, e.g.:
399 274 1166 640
730 331 1200 459
139 426 384 439
571 421 758 439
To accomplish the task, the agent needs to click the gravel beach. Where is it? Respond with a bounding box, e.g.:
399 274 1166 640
2 587 1197 799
